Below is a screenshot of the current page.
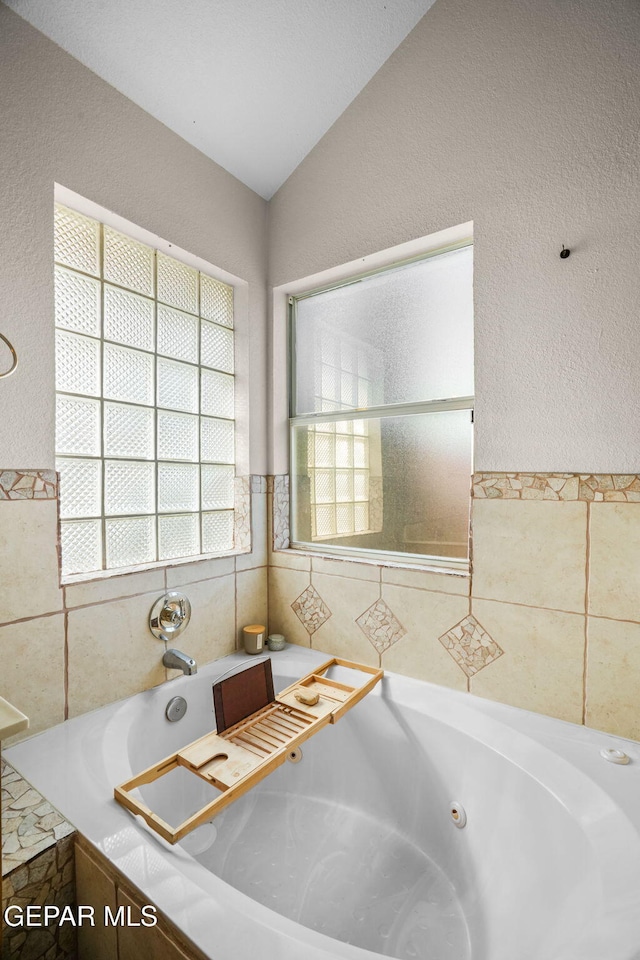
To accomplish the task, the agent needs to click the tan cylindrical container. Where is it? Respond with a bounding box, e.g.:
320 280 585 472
243 623 265 655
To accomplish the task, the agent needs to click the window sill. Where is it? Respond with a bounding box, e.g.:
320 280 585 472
280 544 469 580
61 547 250 586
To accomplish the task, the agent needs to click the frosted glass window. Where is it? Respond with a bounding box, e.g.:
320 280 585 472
293 245 473 415
290 242 473 565
54 201 237 577
292 410 472 560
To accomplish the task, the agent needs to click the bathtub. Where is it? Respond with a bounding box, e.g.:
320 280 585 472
6 645 640 960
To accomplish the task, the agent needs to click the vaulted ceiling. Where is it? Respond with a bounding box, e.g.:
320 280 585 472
5 0 437 198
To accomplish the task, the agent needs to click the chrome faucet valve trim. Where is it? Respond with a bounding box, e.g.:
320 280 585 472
149 592 191 642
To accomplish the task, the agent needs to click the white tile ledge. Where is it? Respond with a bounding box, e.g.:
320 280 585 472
0 698 28 740
276 548 469 579
61 548 248 586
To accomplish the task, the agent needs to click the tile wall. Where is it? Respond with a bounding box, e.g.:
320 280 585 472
3 468 639 745
0 471 267 746
268 472 640 741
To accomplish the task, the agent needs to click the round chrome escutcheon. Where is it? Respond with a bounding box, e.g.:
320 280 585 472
166 696 188 722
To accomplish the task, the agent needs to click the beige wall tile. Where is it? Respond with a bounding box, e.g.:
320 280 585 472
236 492 268 571
167 575 236 671
472 499 587 613
381 565 470 597
311 556 380 582
311 573 380 666
588 503 640 622
0 501 62 622
0 614 65 742
268 566 312 647
470 599 585 723
269 548 311 571
67 592 167 717
586 616 640 740
65 568 164 608
382 585 469 690
166 556 235 587
236 567 268 649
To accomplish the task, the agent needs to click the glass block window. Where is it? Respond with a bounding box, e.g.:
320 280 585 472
54 203 235 577
290 242 473 566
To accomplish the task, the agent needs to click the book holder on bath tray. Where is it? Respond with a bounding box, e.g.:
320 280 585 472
114 657 383 844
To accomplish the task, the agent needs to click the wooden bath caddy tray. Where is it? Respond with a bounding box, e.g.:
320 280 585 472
114 657 383 844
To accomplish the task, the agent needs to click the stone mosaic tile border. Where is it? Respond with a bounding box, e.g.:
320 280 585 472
2 759 74 874
2 761 76 960
234 476 252 552
251 475 267 494
2 834 76 960
273 475 290 550
473 473 640 502
0 470 58 500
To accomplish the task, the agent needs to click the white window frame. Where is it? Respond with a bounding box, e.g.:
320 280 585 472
55 184 250 583
271 221 474 574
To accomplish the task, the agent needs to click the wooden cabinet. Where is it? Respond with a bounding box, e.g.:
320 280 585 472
75 838 207 960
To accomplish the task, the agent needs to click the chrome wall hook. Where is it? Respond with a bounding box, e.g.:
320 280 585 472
0 333 18 378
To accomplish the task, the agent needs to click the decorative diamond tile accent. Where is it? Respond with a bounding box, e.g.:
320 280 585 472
292 585 331 635
356 599 406 654
438 614 504 678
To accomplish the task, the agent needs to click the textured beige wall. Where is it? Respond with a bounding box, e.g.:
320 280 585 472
0 2 268 472
269 0 640 473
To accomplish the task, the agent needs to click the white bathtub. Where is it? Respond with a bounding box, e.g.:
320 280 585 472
7 646 640 960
